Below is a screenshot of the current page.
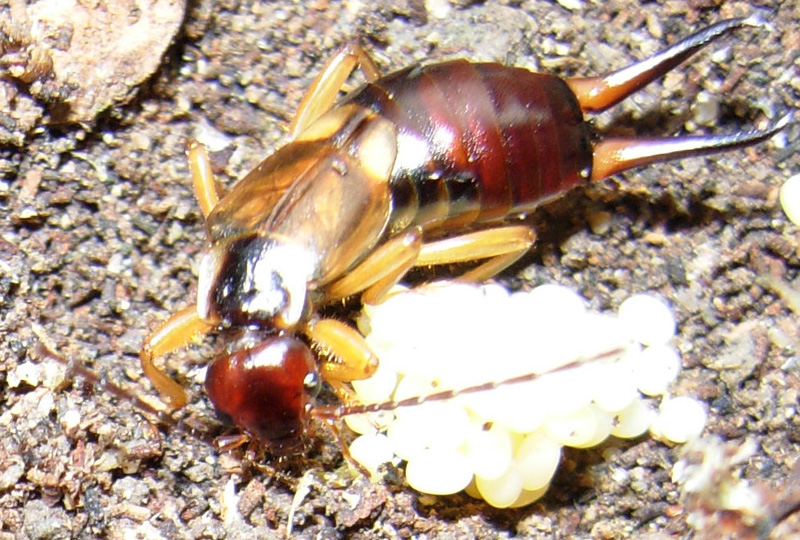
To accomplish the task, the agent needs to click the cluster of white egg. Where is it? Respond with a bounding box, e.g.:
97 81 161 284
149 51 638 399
345 282 706 508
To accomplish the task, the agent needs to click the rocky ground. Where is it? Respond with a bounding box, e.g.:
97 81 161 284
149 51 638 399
0 0 799 538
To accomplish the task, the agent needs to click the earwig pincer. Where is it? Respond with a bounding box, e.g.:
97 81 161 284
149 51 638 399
139 17 790 456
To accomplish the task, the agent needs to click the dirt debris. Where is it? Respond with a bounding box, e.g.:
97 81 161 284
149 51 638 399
1 0 799 539
0 0 185 145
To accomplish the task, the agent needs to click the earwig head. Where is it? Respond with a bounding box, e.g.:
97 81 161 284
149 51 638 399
205 334 321 455
197 232 315 330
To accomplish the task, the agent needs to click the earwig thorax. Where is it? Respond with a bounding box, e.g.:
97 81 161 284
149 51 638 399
197 232 315 330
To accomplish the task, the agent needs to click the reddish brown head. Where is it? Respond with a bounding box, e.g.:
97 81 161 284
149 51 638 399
205 335 320 455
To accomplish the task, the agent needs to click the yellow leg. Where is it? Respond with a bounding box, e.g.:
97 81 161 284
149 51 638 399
289 40 381 139
456 249 531 282
361 255 416 305
187 141 221 218
327 225 535 304
325 227 422 302
416 225 537 281
416 225 536 264
140 306 214 409
302 317 381 480
303 318 379 383
319 417 372 478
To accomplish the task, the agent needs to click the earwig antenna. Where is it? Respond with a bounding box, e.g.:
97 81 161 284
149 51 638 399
311 346 627 421
33 326 215 447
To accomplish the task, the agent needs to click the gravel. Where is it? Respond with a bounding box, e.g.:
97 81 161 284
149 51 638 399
1 0 798 538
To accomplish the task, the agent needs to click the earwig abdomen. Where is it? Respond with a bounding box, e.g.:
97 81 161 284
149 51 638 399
342 61 593 233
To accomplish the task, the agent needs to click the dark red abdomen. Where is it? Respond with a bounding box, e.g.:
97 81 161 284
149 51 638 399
342 60 593 234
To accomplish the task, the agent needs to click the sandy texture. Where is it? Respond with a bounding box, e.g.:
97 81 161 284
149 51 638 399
0 0 185 145
1 0 799 538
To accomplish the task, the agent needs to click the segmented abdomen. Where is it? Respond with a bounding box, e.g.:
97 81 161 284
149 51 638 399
342 60 593 234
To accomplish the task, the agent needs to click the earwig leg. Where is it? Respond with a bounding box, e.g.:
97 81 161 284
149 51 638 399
361 260 415 305
187 141 221 217
289 40 382 139
326 379 361 404
214 433 250 452
456 249 531 282
318 416 372 478
303 318 379 383
325 227 422 301
566 17 763 113
140 306 214 409
591 112 792 181
415 225 537 281
329 226 536 301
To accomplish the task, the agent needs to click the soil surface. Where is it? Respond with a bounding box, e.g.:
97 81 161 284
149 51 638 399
1 0 799 539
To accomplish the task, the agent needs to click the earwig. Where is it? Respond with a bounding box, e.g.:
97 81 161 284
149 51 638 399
137 17 791 457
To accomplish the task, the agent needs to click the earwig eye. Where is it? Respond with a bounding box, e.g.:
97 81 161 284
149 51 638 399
303 371 322 399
